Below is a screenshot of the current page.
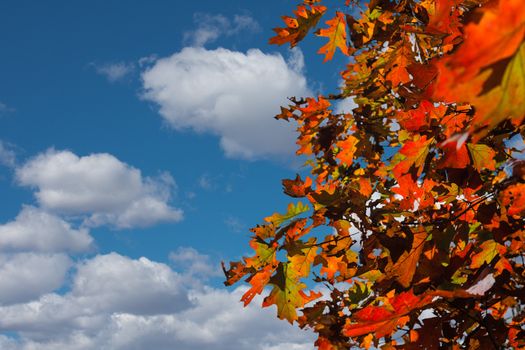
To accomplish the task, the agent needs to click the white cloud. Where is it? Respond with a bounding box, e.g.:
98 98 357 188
169 247 221 277
94 62 135 82
138 54 158 68
0 206 93 253
0 144 314 348
71 253 190 315
0 253 71 305
142 47 310 159
184 13 260 47
16 150 183 228
0 253 314 350
287 47 305 73
0 254 189 336
335 97 357 114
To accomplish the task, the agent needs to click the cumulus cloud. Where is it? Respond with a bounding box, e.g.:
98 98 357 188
184 13 260 47
71 253 191 315
16 150 183 228
0 253 71 305
94 62 135 82
0 252 314 350
0 206 93 253
169 247 221 278
142 47 310 159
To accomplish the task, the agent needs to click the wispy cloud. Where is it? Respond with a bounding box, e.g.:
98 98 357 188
198 174 213 190
0 101 14 115
184 13 260 47
94 62 135 82
0 141 16 168
224 215 245 233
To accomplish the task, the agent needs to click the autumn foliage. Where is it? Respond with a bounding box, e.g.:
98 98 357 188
224 0 525 348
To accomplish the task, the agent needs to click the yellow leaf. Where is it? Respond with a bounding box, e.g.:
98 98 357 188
467 143 496 171
470 240 506 269
289 238 318 278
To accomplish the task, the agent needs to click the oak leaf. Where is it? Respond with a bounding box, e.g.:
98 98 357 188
467 143 496 171
269 4 327 47
434 0 525 139
317 12 349 62
500 183 525 216
336 135 358 166
262 263 321 323
392 135 433 179
470 239 506 269
282 175 313 198
241 264 275 306
438 139 470 169
343 290 434 338
264 202 310 227
385 230 428 288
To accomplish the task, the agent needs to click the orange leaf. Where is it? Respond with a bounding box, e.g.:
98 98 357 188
439 0 525 84
358 177 373 197
500 183 525 216
269 5 327 47
320 255 344 280
386 40 413 87
392 135 433 179
316 337 338 350
385 230 428 288
241 265 275 306
336 135 358 166
317 12 349 61
282 175 313 197
438 139 470 169
344 291 434 338
434 0 525 139
424 0 462 48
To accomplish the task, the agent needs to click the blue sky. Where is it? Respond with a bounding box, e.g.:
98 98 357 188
0 2 350 349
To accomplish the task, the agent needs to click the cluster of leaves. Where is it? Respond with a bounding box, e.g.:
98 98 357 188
224 0 525 348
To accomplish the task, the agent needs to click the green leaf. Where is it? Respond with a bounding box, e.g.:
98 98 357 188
264 202 310 226
262 263 319 323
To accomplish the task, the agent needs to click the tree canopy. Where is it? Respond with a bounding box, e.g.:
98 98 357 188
224 0 525 348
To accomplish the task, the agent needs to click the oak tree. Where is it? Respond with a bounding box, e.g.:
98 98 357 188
224 0 525 348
